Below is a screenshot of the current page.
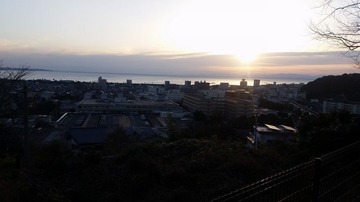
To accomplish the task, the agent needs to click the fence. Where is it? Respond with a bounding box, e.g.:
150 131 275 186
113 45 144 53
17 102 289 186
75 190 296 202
210 141 360 202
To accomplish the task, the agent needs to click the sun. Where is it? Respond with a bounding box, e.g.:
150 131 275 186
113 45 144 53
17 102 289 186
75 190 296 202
161 0 314 60
162 1 265 63
233 49 259 64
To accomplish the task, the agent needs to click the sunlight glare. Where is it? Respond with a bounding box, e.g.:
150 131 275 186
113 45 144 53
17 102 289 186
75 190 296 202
234 50 258 64
163 0 314 58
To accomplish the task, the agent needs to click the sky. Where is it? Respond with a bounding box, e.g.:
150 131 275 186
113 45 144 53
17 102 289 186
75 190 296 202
0 0 358 78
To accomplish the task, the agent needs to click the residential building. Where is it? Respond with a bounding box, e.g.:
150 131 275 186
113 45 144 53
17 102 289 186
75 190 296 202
247 124 297 148
240 79 247 87
67 128 109 151
184 80 191 88
183 91 225 116
167 89 184 102
78 99 180 113
225 90 255 117
322 100 360 114
253 79 260 87
98 76 107 90
183 89 254 117
219 82 229 90
194 81 210 90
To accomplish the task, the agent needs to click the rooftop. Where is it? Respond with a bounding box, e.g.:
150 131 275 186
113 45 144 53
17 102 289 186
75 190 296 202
256 124 297 134
69 128 109 146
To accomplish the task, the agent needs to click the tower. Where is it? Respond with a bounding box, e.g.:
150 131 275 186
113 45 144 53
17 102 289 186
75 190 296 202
240 79 247 87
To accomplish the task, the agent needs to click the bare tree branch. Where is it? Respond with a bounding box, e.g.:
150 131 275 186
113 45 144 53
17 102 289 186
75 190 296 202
310 0 360 68
0 60 31 118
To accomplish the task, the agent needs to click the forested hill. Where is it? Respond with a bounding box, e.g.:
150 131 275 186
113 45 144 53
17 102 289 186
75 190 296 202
301 73 360 101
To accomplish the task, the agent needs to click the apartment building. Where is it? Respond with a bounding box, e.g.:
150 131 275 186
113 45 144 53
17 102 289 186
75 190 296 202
183 89 254 117
322 100 360 114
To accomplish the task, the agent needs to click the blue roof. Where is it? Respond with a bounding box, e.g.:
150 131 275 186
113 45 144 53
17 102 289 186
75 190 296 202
69 128 108 145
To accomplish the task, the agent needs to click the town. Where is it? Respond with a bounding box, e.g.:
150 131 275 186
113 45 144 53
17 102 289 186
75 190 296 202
3 0 360 200
3 76 304 147
1 72 360 201
3 74 360 149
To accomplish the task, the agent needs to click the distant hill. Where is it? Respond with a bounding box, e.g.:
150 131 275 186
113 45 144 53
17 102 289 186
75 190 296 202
301 73 360 101
0 67 52 72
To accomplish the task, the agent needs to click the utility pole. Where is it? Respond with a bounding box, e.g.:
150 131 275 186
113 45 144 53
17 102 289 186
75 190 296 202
23 82 30 171
254 113 258 149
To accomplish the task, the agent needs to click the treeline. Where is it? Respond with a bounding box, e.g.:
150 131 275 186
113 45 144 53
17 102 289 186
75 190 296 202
0 137 306 202
301 73 360 101
2 70 360 201
2 110 360 201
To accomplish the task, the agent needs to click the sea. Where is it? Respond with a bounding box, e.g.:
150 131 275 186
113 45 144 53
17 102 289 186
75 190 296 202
27 70 318 86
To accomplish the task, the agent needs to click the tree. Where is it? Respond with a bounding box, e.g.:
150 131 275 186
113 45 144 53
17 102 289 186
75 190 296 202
0 60 30 118
0 60 30 80
0 60 30 163
310 0 360 66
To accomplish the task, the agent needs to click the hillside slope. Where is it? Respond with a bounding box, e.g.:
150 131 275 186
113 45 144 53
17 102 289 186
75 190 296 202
301 73 360 101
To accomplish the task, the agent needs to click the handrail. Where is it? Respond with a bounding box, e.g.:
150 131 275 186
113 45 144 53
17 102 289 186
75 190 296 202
210 141 360 202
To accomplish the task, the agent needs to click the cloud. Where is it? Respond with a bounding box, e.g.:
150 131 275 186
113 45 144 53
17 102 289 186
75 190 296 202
0 50 357 77
0 51 239 76
255 51 352 66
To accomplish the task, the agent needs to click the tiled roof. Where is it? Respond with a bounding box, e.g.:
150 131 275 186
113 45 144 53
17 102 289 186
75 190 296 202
69 128 108 145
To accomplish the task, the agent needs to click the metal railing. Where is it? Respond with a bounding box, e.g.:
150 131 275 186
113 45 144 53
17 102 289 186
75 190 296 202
210 141 360 202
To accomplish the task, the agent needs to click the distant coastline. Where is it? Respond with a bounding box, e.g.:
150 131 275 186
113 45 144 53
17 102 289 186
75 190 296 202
29 69 320 81
4 67 320 81
26 69 319 85
0 67 53 72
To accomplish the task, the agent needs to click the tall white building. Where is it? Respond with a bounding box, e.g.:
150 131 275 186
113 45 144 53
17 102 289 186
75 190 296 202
240 79 247 87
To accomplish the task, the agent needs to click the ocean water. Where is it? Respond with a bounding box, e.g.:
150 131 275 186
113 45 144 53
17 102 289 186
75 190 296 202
27 70 316 86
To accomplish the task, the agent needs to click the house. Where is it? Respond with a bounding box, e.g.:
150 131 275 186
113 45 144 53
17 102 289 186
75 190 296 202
247 124 297 148
67 128 109 151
